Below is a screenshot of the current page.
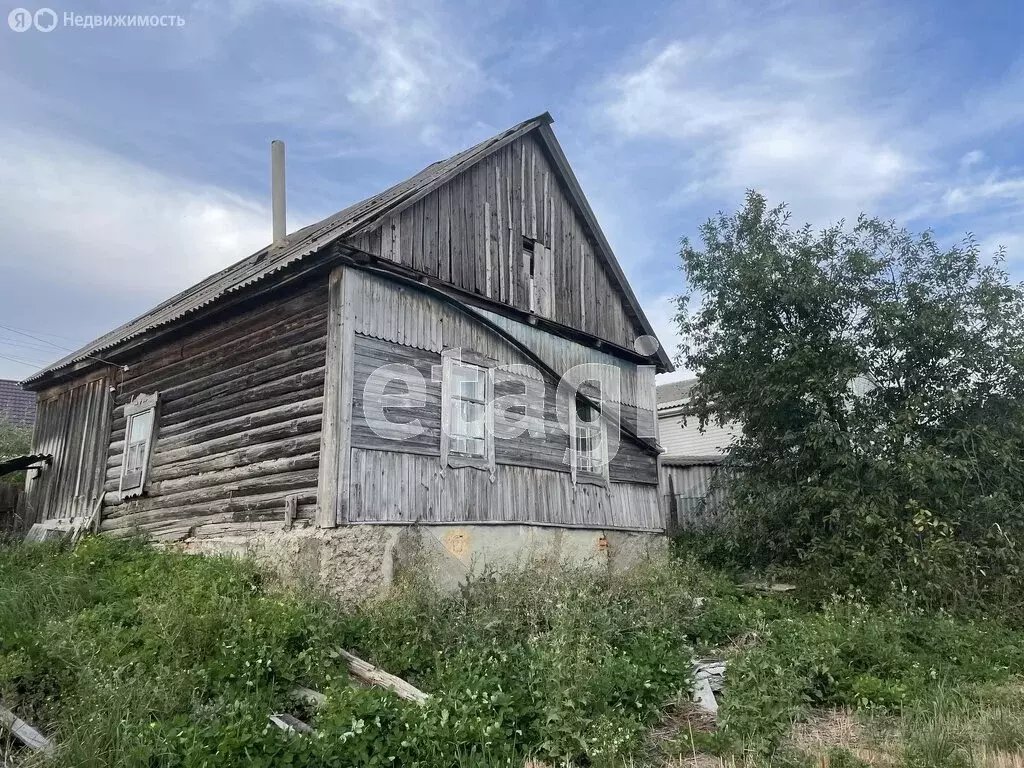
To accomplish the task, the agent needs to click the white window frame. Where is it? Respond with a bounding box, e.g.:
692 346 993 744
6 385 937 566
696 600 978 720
440 349 495 471
119 392 159 498
572 395 608 483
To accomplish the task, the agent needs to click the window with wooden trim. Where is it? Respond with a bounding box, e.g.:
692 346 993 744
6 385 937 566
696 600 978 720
120 393 158 497
448 361 487 457
574 398 606 476
441 350 495 470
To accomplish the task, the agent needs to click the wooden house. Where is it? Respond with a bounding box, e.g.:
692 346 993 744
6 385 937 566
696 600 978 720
20 114 672 581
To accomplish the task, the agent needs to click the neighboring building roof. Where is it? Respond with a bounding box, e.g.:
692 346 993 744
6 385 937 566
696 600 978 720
24 112 671 388
0 379 36 426
657 378 697 410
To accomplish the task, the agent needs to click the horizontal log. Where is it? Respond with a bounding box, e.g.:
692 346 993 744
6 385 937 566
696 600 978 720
105 468 319 521
157 338 327 407
104 453 319 503
157 383 324 439
108 348 326 438
108 432 324 486
102 489 318 532
151 414 322 469
122 298 327 393
159 351 325 419
155 396 324 453
106 372 325 468
189 518 314 539
119 283 326 382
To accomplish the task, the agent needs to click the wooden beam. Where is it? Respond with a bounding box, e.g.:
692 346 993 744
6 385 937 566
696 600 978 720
0 702 54 753
339 650 429 704
316 266 356 527
291 686 327 707
269 713 315 735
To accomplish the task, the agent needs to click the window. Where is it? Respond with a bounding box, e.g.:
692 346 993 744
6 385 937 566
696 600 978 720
120 393 158 496
449 361 487 457
574 398 606 475
441 350 495 470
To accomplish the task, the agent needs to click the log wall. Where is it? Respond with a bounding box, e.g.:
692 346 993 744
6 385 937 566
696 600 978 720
98 278 329 541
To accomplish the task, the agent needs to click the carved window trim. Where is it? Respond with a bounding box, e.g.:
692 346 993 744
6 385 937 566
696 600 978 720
440 348 495 473
119 392 159 498
571 394 609 487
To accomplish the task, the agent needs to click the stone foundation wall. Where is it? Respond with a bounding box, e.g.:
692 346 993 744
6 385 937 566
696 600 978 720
174 523 667 604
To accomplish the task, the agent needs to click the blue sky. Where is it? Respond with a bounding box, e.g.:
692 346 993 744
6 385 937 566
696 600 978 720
1 0 1022 382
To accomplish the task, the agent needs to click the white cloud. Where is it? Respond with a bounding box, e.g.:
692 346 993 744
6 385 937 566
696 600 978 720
183 0 486 129
940 176 1024 215
979 232 1024 261
961 150 985 168
599 4 916 224
0 127 271 295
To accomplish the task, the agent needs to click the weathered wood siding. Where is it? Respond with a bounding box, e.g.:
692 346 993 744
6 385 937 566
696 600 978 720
346 133 643 350
351 449 661 530
334 268 661 530
659 459 729 531
23 373 113 522
98 279 329 541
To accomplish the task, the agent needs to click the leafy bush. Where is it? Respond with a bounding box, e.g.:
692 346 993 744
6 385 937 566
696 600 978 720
0 417 32 484
676 191 1024 619
712 595 1024 753
0 538 709 766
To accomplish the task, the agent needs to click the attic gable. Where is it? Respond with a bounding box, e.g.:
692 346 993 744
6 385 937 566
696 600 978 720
345 125 670 370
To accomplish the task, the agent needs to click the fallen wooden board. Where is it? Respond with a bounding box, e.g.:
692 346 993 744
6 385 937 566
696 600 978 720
290 686 327 707
740 582 796 594
269 713 314 735
691 658 727 717
0 703 54 752
339 650 429 704
691 676 718 716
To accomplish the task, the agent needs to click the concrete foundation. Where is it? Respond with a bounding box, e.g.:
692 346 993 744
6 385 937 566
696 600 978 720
175 523 667 604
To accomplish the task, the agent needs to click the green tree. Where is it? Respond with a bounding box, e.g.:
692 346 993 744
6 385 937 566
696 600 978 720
677 191 1024 613
0 418 33 484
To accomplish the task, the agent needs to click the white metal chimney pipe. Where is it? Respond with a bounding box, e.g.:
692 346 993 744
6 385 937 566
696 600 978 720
271 140 286 246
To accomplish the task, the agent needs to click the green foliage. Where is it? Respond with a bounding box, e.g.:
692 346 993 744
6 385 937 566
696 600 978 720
0 538 710 766
676 582 1024 756
6 537 1024 764
676 191 1024 618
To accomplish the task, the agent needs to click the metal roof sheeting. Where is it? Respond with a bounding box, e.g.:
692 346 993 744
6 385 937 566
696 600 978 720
24 110 672 385
23 115 549 387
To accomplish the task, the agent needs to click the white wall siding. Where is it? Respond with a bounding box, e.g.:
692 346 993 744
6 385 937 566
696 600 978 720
657 412 737 456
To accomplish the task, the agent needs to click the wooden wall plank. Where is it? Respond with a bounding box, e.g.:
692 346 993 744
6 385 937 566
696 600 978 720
94 278 329 539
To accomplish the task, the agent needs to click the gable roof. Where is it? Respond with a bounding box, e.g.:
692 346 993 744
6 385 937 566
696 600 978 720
23 113 671 387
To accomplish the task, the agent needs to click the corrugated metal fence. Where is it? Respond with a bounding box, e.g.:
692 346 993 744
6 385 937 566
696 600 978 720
658 456 730 532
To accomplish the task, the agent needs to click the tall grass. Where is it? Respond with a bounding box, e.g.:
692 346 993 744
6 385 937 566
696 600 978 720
3 537 1024 766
